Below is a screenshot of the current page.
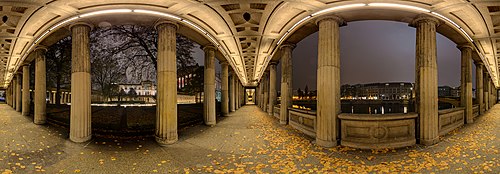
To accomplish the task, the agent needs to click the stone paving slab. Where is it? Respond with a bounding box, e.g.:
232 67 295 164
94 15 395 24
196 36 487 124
0 103 499 173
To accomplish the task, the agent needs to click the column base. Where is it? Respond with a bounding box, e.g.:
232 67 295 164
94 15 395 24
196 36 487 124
22 112 29 116
156 136 178 146
316 138 337 148
420 137 439 146
70 135 92 143
279 120 287 125
466 119 474 124
34 120 46 125
205 122 216 126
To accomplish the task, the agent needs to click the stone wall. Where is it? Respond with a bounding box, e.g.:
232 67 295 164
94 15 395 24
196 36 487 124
473 104 479 118
273 106 280 119
438 107 464 136
288 108 316 138
338 113 417 149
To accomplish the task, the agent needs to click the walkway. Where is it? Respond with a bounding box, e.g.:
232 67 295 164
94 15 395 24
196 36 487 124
0 104 498 173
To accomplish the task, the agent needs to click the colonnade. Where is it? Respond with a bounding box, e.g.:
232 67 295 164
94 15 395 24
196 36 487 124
254 15 498 147
4 19 246 145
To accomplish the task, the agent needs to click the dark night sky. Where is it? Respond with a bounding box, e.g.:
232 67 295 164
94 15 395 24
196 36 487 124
194 20 474 90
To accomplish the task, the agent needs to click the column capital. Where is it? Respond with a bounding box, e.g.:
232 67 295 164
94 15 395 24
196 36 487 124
202 44 217 52
69 22 94 31
474 61 484 66
410 15 441 27
155 20 178 31
219 59 228 65
316 15 346 26
34 45 48 53
269 61 278 66
279 43 296 50
457 44 473 51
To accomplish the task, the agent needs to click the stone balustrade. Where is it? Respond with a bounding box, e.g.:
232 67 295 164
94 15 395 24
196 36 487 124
438 107 464 136
273 106 280 119
288 108 317 138
473 104 479 118
338 113 417 149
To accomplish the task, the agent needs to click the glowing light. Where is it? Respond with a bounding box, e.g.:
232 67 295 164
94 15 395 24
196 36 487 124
133 9 181 20
49 16 79 31
312 3 366 16
430 12 460 29
368 3 430 13
460 28 473 42
79 9 133 18
206 34 219 46
288 16 311 32
181 20 206 34
277 32 289 45
34 31 50 44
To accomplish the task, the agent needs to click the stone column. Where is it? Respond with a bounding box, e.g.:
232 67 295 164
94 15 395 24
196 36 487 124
34 47 47 124
230 72 235 112
203 45 216 126
5 84 10 106
268 62 277 115
16 73 22 112
221 61 229 116
475 62 484 114
280 43 295 125
22 65 30 116
484 73 489 111
316 16 343 147
12 77 17 109
413 16 440 145
235 79 239 110
70 23 92 143
263 72 269 112
490 80 493 108
155 21 178 145
241 84 244 106
237 82 240 108
459 45 473 123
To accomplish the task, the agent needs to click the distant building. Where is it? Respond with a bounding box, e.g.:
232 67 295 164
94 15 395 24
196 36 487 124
341 82 413 100
450 86 461 98
438 86 452 97
439 86 461 98
118 81 157 103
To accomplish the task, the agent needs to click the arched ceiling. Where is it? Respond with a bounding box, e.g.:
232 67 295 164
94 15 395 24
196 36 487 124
0 0 499 88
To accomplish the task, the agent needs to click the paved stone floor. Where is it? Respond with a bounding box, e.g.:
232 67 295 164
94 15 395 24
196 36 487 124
0 103 498 173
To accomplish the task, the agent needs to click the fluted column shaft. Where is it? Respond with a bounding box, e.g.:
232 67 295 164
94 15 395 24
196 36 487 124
230 72 235 112
414 16 439 145
34 48 47 124
203 45 216 126
12 78 17 109
484 73 489 111
459 45 473 123
16 74 22 112
268 63 277 115
280 43 294 125
235 79 239 110
475 63 484 113
22 65 30 116
221 61 229 115
316 16 342 147
70 23 92 143
6 84 10 106
155 21 178 145
262 72 268 112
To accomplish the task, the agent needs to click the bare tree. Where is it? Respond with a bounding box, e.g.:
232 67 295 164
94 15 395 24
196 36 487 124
46 36 72 104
